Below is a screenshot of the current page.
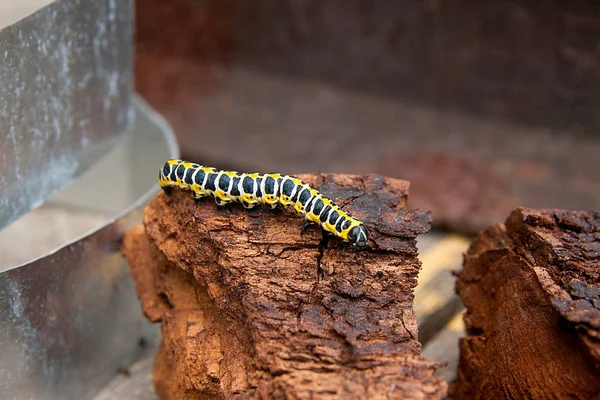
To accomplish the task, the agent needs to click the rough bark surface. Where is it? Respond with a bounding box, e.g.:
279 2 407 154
455 207 600 400
122 173 447 399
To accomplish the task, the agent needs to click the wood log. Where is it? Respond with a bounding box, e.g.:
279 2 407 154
455 207 600 399
122 173 448 399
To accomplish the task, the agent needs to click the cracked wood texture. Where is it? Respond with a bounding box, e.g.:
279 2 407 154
455 207 600 400
122 173 447 399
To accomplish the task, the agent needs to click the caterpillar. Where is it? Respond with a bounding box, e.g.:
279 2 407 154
158 159 369 247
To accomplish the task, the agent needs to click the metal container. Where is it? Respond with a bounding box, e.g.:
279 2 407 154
0 1 179 398
0 96 178 399
0 0 133 229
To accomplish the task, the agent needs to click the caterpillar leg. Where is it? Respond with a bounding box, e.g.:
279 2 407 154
192 192 204 203
301 220 315 236
162 186 173 195
241 201 257 209
215 197 230 206
318 228 330 251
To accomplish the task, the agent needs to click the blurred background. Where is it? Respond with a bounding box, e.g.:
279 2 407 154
135 0 600 235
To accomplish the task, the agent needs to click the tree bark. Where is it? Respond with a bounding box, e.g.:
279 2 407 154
122 173 447 399
454 207 600 399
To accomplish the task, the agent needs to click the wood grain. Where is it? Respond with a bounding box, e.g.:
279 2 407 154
122 173 449 399
455 208 600 399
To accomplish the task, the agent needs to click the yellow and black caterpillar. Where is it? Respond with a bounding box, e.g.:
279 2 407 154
158 159 369 247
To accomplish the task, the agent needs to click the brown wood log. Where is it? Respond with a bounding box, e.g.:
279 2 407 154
454 207 600 400
122 173 447 399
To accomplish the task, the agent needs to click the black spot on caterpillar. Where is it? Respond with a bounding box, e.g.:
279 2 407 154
158 159 369 247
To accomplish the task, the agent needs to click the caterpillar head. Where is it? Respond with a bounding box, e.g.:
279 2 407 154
348 225 369 247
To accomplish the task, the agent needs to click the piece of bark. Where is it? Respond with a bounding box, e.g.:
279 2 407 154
122 173 448 399
455 207 600 400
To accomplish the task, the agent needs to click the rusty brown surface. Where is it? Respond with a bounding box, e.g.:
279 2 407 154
137 63 600 235
135 0 600 235
136 0 600 129
454 207 600 399
376 150 519 235
122 173 449 399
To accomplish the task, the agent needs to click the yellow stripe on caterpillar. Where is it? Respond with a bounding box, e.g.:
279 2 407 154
159 159 369 247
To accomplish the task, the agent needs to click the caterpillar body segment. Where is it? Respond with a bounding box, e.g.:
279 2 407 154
158 159 369 247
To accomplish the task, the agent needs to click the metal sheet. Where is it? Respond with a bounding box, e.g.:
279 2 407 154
0 96 179 400
0 0 133 229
